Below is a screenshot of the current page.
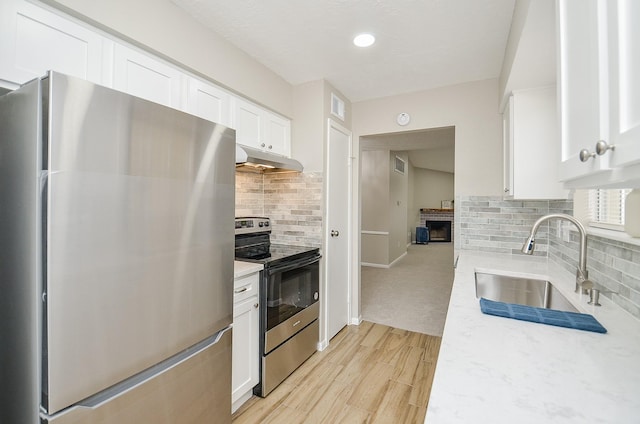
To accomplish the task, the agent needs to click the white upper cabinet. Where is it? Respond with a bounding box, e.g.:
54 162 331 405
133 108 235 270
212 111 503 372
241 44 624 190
264 113 290 157
503 95 514 196
186 78 232 127
0 0 105 87
503 87 568 199
557 0 611 182
606 0 640 169
558 0 640 187
233 97 290 157
233 98 263 144
1 0 293 158
112 44 185 110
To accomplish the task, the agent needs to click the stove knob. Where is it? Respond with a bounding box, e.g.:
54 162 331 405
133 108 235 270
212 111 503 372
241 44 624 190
264 221 270 227
258 222 264 227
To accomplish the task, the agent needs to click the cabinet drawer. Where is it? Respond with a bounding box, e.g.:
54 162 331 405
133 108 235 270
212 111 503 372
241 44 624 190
233 273 259 303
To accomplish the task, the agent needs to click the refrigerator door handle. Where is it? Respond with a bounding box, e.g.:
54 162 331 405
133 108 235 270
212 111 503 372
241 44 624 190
82 327 230 409
43 327 232 423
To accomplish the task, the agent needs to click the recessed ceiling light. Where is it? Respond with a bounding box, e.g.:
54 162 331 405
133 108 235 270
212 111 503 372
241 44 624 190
353 33 375 47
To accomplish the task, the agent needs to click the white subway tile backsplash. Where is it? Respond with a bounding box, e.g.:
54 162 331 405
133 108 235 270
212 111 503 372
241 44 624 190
235 171 323 248
456 195 639 320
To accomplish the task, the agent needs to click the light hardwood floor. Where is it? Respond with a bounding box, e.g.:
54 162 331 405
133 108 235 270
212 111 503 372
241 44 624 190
232 321 441 424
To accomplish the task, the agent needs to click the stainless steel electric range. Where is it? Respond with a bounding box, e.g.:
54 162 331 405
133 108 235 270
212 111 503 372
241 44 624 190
234 217 321 397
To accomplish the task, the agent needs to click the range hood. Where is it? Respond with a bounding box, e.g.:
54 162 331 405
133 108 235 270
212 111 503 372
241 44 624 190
235 144 303 173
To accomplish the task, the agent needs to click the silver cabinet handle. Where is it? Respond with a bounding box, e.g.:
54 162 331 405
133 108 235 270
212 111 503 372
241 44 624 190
234 287 248 293
504 188 510 193
331 230 339 237
595 140 615 156
579 148 596 162
254 303 259 309
268 145 272 149
260 142 266 148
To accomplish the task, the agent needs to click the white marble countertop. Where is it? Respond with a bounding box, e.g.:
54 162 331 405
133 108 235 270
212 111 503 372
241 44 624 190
233 260 262 279
425 251 640 424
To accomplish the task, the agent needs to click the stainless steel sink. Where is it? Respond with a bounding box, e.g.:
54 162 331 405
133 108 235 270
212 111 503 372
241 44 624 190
475 272 579 313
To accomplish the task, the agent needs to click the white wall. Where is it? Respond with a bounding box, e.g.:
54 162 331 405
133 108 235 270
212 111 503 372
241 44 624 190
291 81 325 171
389 151 409 262
361 150 389 265
40 0 293 116
360 150 409 265
413 168 455 210
291 80 351 172
350 78 502 319
407 161 416 243
361 150 390 231
352 78 502 197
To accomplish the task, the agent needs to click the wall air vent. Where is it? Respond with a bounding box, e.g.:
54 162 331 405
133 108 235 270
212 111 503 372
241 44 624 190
331 93 345 121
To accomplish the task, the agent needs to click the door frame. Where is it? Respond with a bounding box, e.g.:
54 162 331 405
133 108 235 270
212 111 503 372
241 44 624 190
320 118 353 350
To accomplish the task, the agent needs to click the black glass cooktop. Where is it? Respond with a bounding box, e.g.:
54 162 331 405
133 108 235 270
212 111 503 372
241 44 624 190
235 239 319 267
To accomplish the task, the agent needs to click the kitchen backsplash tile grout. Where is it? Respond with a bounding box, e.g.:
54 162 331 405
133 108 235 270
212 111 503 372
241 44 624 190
456 195 640 320
235 171 323 248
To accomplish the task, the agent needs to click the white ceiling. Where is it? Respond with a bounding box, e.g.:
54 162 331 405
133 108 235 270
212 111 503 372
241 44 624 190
172 0 516 102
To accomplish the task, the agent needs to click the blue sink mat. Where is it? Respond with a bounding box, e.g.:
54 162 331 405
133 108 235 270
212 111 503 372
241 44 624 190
479 298 607 334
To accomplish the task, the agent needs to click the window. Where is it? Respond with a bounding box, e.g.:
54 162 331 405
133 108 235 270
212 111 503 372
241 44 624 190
587 188 631 230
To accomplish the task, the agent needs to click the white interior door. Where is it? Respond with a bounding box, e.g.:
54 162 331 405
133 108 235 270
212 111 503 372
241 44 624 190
324 119 352 342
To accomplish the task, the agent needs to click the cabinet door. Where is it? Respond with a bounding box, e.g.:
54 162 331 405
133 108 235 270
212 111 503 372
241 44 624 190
233 98 292 156
264 112 291 157
231 296 259 406
503 96 514 197
557 0 611 181
112 44 184 109
233 98 263 149
511 87 568 199
0 0 105 87
186 78 231 127
607 0 640 168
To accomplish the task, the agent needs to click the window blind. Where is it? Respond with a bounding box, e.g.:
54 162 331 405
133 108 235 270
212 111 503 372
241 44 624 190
587 188 631 229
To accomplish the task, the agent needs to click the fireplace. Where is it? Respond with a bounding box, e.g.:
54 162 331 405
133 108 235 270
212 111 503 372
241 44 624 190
426 220 452 242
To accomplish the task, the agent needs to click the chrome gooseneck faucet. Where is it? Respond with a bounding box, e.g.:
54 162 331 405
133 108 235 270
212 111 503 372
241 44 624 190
521 213 592 293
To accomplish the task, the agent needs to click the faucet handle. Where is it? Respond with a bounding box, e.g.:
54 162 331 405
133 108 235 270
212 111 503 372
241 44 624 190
575 274 592 294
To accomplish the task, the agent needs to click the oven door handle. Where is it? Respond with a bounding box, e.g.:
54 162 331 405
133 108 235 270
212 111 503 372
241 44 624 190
266 255 320 276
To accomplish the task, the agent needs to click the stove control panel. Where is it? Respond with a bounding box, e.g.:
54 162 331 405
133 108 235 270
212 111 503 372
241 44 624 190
235 217 270 234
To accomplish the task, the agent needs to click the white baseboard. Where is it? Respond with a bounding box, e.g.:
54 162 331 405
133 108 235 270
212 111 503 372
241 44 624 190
350 315 362 325
317 339 328 351
388 251 407 267
361 251 408 269
232 390 253 414
361 262 389 268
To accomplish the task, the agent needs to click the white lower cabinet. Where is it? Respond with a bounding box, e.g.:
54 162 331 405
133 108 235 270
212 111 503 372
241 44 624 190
232 272 259 413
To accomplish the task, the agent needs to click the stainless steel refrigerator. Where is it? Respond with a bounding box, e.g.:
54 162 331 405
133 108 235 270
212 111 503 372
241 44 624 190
0 72 235 423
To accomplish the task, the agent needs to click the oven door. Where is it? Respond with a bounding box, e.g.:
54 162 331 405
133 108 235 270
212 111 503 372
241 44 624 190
263 255 320 354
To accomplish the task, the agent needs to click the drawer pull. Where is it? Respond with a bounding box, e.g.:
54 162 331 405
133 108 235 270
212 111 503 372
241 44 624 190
292 320 301 327
234 287 248 293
